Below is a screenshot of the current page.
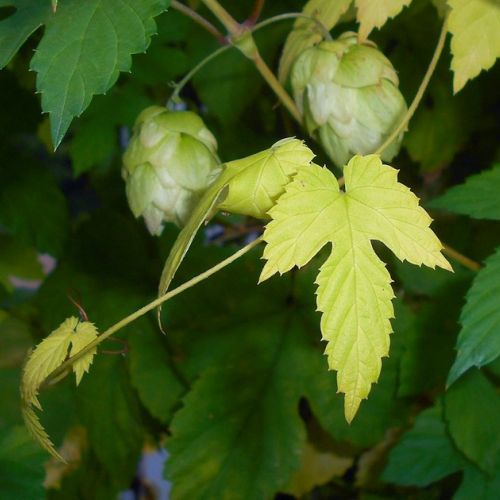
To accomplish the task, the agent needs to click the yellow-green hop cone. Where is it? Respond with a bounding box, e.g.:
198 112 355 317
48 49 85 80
291 33 407 168
122 106 221 235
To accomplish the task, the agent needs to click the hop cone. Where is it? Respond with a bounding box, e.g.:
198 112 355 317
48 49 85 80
122 106 220 235
291 32 407 168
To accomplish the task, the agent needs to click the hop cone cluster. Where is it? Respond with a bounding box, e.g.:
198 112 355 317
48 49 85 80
123 106 220 235
291 32 407 168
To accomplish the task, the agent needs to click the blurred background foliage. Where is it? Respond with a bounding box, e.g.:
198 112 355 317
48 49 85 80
0 0 499 499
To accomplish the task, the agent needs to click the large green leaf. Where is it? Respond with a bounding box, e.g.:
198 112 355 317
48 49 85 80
0 0 50 69
260 155 450 421
30 0 169 147
166 314 308 500
444 369 500 475
454 465 500 500
382 404 464 487
0 164 69 257
0 425 46 500
448 247 500 385
429 164 500 220
128 317 185 424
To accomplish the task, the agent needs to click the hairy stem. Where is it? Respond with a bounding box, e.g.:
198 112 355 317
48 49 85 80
202 0 241 34
442 244 481 271
247 0 265 25
202 0 302 123
43 238 263 387
171 0 226 43
375 19 448 155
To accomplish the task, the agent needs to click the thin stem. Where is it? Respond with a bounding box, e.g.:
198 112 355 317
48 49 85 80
43 238 263 387
246 0 265 26
442 244 481 271
252 13 332 41
375 19 448 156
201 0 303 123
202 0 241 34
171 1 226 43
169 44 232 104
252 51 302 122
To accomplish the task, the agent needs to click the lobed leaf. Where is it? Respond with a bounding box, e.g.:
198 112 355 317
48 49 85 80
260 155 450 420
30 0 169 147
355 0 412 41
447 0 500 93
0 0 50 69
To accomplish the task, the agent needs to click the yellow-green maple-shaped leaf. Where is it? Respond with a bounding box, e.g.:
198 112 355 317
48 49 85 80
355 0 412 41
68 321 99 385
22 317 99 407
448 0 500 93
260 156 451 421
218 138 315 218
278 0 353 83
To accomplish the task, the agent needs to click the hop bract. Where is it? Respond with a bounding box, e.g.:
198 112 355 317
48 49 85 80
291 32 407 168
122 106 221 235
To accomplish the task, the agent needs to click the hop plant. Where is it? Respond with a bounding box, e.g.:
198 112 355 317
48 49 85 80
291 32 407 168
122 106 221 235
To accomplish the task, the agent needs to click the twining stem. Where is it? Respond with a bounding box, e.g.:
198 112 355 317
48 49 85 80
442 244 481 271
171 0 226 43
246 0 265 26
201 0 302 123
169 44 232 103
375 19 448 156
251 52 302 122
202 0 241 34
43 237 263 387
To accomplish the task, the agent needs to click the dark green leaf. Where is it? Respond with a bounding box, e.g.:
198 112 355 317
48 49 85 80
382 404 463 487
444 369 500 475
0 425 46 500
429 164 500 220
166 314 308 500
128 318 185 424
0 0 49 69
31 0 169 147
454 465 500 500
0 164 69 257
448 247 500 385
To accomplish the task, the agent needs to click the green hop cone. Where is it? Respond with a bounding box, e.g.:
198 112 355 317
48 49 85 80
291 32 407 168
122 106 221 235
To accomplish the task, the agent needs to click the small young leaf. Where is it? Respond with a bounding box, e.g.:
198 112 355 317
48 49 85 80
278 0 352 83
260 156 450 421
30 0 169 147
447 247 500 385
22 317 98 407
444 369 500 475
382 404 464 486
218 138 315 218
22 406 63 462
68 322 98 386
0 0 50 69
429 164 500 220
355 0 412 41
448 0 500 93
